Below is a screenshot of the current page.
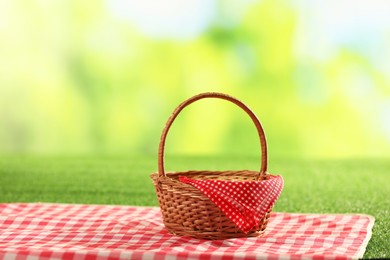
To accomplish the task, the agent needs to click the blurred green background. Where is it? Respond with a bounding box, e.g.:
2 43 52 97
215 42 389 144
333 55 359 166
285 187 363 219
1 0 390 159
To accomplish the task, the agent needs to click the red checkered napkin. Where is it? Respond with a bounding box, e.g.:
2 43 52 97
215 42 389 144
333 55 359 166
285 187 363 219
179 175 284 233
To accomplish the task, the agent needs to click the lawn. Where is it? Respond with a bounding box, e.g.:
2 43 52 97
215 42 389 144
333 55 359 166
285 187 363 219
0 155 388 258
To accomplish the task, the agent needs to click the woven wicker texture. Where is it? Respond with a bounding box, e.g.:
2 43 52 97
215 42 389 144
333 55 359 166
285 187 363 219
151 92 274 239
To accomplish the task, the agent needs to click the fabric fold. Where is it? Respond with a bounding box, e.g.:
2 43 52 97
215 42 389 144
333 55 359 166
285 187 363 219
179 175 284 233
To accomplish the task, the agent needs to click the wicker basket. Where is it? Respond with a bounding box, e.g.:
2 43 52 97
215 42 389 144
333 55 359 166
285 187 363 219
151 92 273 240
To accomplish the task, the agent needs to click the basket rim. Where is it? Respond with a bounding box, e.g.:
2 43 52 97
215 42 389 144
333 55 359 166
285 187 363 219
150 170 273 183
151 169 271 175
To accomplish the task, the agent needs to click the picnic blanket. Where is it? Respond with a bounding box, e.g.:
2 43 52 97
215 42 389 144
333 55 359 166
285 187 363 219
0 203 374 260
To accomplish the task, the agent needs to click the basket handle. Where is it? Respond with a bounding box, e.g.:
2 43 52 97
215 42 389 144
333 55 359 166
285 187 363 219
158 92 268 180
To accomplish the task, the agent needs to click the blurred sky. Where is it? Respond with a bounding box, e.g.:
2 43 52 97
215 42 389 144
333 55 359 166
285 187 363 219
0 0 389 158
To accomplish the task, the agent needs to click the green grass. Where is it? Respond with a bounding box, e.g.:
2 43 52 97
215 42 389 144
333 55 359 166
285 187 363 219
0 155 389 258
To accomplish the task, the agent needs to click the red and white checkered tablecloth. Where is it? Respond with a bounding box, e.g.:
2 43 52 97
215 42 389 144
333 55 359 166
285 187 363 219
0 203 374 260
